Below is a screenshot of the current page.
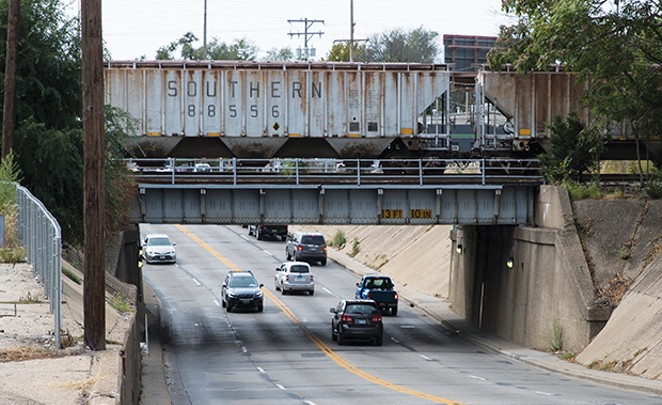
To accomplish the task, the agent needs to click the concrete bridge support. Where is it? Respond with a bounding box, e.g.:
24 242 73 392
449 186 612 352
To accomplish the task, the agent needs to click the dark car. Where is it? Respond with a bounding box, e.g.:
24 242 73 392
286 231 327 265
221 271 264 312
330 299 383 346
249 224 288 241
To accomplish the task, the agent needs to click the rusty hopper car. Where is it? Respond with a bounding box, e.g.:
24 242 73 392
104 61 452 159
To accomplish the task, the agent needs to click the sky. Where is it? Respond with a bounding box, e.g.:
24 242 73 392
69 0 515 61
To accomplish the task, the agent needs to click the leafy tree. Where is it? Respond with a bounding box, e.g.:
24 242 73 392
493 0 662 178
0 0 137 245
364 26 440 63
539 113 603 183
263 47 294 62
326 42 369 62
155 33 258 61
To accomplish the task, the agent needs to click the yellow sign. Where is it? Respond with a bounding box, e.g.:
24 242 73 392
381 209 404 219
410 209 432 219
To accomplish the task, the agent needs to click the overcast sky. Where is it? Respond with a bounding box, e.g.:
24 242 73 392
70 0 515 61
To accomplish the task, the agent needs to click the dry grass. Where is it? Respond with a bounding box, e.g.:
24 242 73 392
0 345 66 362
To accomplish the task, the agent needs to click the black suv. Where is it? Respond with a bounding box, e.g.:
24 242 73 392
248 224 288 241
330 299 383 346
285 231 327 265
221 271 264 312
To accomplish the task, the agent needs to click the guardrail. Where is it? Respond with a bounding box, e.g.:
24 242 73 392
126 157 545 187
16 185 62 349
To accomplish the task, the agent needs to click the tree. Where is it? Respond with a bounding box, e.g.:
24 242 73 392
493 0 662 178
364 26 440 63
539 113 603 183
155 33 258 61
263 47 294 62
326 42 369 62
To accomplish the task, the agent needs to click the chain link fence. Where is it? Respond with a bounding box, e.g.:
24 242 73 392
16 185 62 348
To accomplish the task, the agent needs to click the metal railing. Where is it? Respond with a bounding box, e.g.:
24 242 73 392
16 185 62 349
127 157 545 187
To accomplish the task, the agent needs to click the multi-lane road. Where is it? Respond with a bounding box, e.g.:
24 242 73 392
142 223 659 405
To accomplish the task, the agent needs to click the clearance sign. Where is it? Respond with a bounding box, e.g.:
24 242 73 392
381 209 433 220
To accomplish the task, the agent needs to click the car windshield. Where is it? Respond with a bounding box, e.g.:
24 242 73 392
229 276 258 288
301 235 325 244
346 304 379 315
290 265 309 273
148 237 172 246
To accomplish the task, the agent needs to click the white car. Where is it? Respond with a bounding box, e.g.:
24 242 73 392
274 261 314 295
141 234 177 264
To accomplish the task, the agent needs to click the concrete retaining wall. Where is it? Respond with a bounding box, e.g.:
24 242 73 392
449 186 611 352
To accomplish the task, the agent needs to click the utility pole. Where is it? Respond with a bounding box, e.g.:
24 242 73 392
288 18 324 60
203 0 208 59
333 0 367 62
2 0 19 158
81 0 106 350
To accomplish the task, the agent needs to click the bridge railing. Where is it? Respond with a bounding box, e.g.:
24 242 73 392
127 157 544 186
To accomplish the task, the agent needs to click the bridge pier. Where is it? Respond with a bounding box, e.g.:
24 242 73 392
448 186 612 352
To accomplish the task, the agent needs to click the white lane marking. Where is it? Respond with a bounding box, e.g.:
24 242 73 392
390 337 401 344
192 278 201 286
213 299 220 306
322 287 333 295
263 250 273 256
257 367 265 374
240 235 249 241
535 391 554 396
419 355 432 361
303 401 316 405
469 375 486 381
241 346 248 353
275 383 286 390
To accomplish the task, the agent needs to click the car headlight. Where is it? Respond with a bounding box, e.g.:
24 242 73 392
227 292 237 298
255 291 264 299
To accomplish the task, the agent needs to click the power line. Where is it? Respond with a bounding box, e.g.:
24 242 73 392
288 18 324 60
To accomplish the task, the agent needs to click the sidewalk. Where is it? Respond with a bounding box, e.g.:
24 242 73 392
328 249 662 398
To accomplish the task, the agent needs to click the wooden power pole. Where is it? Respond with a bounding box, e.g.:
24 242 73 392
2 0 19 158
81 0 106 350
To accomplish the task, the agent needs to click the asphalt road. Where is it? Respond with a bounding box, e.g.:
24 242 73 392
141 223 661 405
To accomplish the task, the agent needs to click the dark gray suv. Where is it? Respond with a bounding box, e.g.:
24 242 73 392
285 232 327 266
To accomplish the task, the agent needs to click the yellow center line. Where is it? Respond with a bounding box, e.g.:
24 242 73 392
175 224 462 405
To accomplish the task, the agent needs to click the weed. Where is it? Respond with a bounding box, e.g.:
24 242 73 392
63 267 82 284
330 230 346 249
0 247 26 264
566 181 602 200
633 347 647 358
17 291 41 304
109 292 134 314
549 319 563 352
558 352 575 361
349 238 360 258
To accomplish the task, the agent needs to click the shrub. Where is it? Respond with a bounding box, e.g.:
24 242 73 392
349 238 360 257
330 230 346 248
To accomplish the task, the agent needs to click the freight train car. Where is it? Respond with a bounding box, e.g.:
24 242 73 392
105 61 661 166
104 61 453 160
475 68 660 166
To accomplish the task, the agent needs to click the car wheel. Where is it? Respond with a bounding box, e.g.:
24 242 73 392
337 330 345 345
391 307 398 316
375 335 383 346
248 227 253 236
257 304 263 312
309 289 314 296
221 299 226 308
281 287 287 295
275 282 280 291
331 327 337 342
286 251 291 261
226 304 233 312
256 230 263 241
320 258 327 266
